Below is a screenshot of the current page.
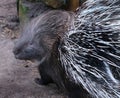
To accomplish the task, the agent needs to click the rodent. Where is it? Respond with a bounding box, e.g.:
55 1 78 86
13 0 120 98
13 10 76 95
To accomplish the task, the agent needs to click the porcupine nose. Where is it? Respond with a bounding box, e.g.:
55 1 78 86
13 47 21 59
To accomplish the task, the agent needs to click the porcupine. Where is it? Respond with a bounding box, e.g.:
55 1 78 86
13 0 120 98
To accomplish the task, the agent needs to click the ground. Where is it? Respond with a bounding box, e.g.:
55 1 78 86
0 0 66 98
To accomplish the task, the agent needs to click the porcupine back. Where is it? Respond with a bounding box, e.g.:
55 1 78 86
59 0 120 97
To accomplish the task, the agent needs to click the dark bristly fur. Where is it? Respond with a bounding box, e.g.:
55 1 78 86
13 10 75 94
14 0 120 98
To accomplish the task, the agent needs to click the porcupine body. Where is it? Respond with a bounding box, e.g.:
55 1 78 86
13 0 120 98
59 0 120 98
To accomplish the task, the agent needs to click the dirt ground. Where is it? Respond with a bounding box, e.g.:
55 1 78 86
0 0 66 98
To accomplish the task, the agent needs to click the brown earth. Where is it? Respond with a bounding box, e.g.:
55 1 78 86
0 0 66 98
